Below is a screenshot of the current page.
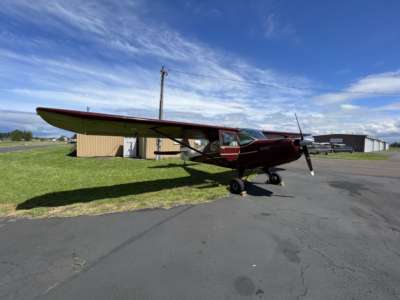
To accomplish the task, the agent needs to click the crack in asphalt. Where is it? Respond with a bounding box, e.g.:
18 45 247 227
306 244 356 274
373 209 400 234
0 260 19 267
43 282 60 295
297 263 310 300
273 208 341 222
270 203 400 297
305 242 400 298
382 239 400 259
1 268 54 299
33 205 193 299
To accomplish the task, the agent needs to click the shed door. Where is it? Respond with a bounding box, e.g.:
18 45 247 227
123 137 137 157
219 130 240 161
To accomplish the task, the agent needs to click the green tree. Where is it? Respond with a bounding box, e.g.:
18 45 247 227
10 130 33 141
10 130 24 141
23 131 33 141
0 132 10 140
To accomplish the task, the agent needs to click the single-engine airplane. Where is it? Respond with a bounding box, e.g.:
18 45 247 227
37 107 314 194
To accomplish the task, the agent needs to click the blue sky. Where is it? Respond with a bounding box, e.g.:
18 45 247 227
0 0 400 141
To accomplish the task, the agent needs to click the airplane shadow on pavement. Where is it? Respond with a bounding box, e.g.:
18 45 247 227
17 164 276 210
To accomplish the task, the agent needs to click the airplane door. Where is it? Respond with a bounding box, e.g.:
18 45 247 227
219 130 240 161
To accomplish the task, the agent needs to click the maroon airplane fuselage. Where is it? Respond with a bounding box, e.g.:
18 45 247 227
191 138 302 170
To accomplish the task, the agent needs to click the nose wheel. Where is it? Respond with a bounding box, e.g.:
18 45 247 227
263 167 282 185
267 172 282 185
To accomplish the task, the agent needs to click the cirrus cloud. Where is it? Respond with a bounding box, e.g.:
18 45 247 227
0 0 399 141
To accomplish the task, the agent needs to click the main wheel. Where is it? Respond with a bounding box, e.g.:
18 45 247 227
230 178 245 194
268 173 282 185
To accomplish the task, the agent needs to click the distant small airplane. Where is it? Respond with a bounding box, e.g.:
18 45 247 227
37 107 314 194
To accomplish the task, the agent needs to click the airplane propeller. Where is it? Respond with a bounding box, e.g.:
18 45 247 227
295 114 315 176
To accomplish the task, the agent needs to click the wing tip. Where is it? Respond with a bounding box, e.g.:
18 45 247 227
36 107 50 115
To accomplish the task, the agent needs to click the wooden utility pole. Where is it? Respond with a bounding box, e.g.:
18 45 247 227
158 66 167 120
156 66 168 160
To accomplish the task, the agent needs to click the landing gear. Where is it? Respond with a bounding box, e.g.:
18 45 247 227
230 168 246 194
268 172 282 185
229 178 245 194
263 167 282 185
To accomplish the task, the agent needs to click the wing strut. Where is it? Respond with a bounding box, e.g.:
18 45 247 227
150 127 213 159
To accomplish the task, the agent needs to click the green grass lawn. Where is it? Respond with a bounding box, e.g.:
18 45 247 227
388 147 400 152
313 151 389 160
0 146 237 218
0 140 63 147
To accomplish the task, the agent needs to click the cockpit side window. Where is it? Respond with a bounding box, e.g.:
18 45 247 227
238 129 266 145
221 131 239 147
238 130 254 145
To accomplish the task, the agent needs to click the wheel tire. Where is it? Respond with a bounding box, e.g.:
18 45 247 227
269 173 282 185
230 178 245 194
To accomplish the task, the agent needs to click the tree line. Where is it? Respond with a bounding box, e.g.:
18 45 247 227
0 130 33 141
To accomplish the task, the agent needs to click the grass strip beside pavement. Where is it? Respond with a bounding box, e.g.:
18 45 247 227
0 146 238 218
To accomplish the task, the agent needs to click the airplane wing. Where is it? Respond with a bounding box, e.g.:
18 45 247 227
37 107 237 139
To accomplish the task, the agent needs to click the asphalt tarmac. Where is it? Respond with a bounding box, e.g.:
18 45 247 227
1 154 400 299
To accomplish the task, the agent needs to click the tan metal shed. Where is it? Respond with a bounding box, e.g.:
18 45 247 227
77 134 181 159
77 134 123 157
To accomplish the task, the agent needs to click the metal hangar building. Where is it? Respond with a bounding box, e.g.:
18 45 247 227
313 134 389 152
76 134 181 159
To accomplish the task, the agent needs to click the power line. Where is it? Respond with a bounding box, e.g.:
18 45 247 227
169 68 400 97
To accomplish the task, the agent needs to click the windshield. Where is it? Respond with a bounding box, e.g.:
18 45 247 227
238 129 266 145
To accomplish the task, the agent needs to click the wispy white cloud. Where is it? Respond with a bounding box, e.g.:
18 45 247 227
375 102 400 111
184 2 222 18
263 13 297 40
0 110 70 136
340 104 360 110
264 14 277 38
0 1 313 113
316 71 400 104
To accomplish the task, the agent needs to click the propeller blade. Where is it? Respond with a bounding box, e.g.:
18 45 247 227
295 113 315 176
302 145 315 176
295 113 304 140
